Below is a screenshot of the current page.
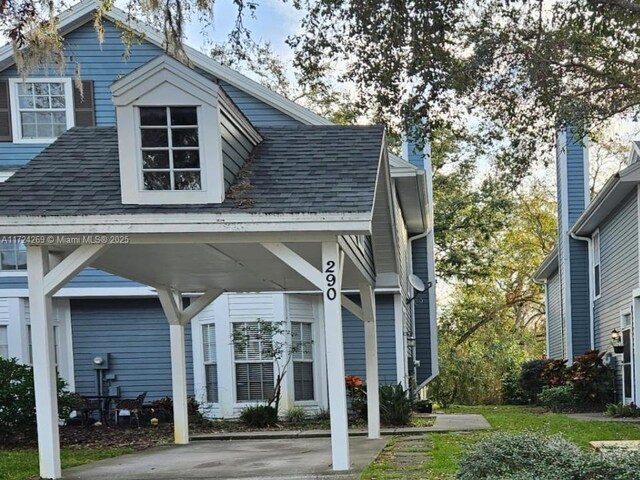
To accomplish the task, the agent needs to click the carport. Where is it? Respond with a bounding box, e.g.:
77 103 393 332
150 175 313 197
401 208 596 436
0 126 402 479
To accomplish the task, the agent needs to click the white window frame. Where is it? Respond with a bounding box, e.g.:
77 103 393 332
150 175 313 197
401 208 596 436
621 308 634 404
201 322 219 404
593 229 601 300
8 77 74 144
0 324 8 359
0 240 27 275
232 321 275 403
291 321 315 402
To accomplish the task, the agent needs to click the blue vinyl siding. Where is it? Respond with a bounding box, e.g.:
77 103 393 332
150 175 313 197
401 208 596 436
546 269 565 359
219 82 301 126
593 191 639 399
342 294 397 384
412 236 432 383
404 140 424 169
0 267 145 291
555 128 591 359
71 298 194 401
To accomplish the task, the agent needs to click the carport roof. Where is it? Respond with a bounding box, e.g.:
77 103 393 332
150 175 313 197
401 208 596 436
0 124 384 216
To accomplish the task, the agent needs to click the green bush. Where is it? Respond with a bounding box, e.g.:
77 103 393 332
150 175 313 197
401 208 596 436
538 385 576 412
605 402 640 418
0 357 76 442
284 406 307 424
500 371 527 405
518 359 553 403
380 383 414 426
239 405 278 428
458 432 640 480
314 407 330 421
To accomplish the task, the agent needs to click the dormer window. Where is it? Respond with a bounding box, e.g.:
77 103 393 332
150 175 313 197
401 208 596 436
139 107 202 191
8 78 74 143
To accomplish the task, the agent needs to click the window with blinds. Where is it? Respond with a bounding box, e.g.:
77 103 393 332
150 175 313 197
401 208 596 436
291 322 314 401
202 323 218 403
0 325 8 359
233 322 275 402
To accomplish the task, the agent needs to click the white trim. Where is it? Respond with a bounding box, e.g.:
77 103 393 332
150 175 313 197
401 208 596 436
0 212 371 236
0 171 15 183
633 295 640 405
8 77 74 144
393 294 406 387
620 306 635 404
558 129 574 361
0 286 157 298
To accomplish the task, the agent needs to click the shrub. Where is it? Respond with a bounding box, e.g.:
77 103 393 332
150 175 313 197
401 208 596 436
567 350 615 410
538 385 576 412
518 359 553 403
605 402 640 418
380 383 414 426
458 431 640 480
500 371 527 405
345 374 367 419
539 359 568 387
0 357 75 443
414 399 433 413
314 407 330 421
239 405 278 428
147 396 209 426
284 406 307 424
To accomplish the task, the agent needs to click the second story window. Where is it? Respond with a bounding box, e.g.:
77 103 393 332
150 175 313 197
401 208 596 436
593 230 601 298
0 241 26 271
139 106 201 191
9 78 74 143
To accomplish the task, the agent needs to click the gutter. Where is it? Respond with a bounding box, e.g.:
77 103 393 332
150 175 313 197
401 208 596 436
569 232 596 350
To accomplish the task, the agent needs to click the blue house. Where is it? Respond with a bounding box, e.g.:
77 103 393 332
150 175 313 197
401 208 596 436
535 129 640 404
0 1 437 477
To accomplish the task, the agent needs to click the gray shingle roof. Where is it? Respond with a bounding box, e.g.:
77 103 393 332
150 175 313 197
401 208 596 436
0 125 384 216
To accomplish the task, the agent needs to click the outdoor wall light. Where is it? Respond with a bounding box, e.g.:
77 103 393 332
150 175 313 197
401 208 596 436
611 330 624 354
407 336 417 348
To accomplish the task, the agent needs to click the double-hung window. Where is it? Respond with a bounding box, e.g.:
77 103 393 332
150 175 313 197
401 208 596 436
202 323 218 403
0 325 8 359
139 106 201 191
593 230 601 298
0 241 26 271
233 322 274 402
291 322 314 401
9 78 74 143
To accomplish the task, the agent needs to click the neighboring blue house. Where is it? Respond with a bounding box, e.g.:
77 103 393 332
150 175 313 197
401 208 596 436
535 130 640 404
0 0 438 423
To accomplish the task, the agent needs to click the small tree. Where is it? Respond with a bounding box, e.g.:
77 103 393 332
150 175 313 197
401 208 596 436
231 319 309 416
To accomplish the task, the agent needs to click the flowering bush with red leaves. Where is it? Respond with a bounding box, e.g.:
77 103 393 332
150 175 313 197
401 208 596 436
345 375 367 419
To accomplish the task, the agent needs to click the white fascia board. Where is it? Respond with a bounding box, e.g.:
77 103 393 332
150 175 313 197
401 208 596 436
0 212 372 235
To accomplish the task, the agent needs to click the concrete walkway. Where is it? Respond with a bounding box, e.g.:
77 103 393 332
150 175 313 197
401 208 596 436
191 414 491 441
63 437 387 480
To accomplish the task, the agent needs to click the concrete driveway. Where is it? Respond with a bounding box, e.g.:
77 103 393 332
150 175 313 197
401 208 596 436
62 437 388 480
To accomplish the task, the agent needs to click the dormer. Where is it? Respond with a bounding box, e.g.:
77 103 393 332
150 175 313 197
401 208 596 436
111 55 261 205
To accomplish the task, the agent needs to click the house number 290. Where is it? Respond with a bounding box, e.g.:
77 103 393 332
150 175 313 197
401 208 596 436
325 260 337 300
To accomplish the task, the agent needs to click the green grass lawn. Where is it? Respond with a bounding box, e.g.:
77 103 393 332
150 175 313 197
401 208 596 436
0 447 134 480
362 405 640 480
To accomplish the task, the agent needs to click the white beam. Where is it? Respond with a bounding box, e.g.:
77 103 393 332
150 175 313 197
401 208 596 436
157 287 182 325
261 242 323 289
361 283 380 439
169 323 189 444
341 295 364 321
43 245 108 296
27 246 61 479
321 242 350 471
182 289 223 323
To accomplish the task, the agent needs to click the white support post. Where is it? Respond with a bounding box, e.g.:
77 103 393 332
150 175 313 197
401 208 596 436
27 245 61 479
360 283 380 439
169 322 189 444
321 242 350 471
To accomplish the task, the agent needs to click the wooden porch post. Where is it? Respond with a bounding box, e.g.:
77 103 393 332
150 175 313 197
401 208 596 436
321 242 350 471
27 245 61 479
360 283 380 439
169 322 189 444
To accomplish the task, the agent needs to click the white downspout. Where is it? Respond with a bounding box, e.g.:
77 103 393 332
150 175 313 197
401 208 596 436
570 232 595 350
